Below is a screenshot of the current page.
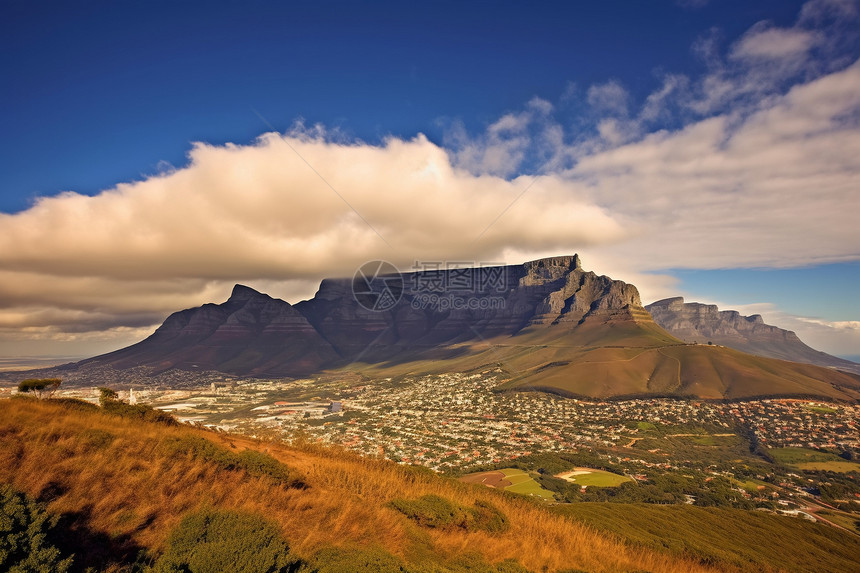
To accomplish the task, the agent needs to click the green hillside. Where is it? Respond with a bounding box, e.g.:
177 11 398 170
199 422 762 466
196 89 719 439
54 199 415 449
556 503 860 573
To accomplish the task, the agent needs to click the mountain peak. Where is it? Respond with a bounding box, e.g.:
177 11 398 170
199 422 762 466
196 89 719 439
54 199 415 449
228 284 264 302
520 255 584 286
650 297 685 307
646 298 860 375
525 254 582 272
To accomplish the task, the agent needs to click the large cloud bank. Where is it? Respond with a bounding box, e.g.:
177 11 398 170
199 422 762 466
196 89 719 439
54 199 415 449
1 0 859 357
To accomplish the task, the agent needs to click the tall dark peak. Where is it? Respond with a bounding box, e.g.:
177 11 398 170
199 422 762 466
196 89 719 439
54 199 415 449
81 282 338 377
646 298 860 375
229 284 267 302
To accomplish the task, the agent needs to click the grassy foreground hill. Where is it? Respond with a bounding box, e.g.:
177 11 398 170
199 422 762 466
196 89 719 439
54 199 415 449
2 397 859 572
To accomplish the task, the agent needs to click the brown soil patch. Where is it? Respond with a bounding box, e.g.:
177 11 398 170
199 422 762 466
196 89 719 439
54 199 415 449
459 471 512 489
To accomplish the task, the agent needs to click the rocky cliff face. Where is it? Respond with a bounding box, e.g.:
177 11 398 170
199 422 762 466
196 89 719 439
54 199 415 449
296 255 648 361
84 255 651 376
646 297 860 375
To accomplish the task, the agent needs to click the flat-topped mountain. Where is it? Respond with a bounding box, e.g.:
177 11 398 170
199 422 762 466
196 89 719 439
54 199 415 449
72 256 860 401
646 297 860 375
82 255 651 375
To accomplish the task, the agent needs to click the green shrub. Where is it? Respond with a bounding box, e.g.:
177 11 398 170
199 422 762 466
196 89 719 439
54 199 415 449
470 500 509 533
159 436 304 488
307 546 405 572
103 400 177 426
49 398 100 412
98 387 177 426
0 484 73 572
389 495 509 534
159 435 235 467
154 508 296 573
237 449 305 488
390 495 470 530
407 555 530 573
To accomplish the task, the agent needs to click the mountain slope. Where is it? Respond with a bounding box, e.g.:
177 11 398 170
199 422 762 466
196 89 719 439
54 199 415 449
646 297 860 375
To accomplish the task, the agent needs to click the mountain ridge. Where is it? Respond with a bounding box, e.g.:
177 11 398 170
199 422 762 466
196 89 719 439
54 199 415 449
65 256 860 401
646 297 860 376
83 255 654 375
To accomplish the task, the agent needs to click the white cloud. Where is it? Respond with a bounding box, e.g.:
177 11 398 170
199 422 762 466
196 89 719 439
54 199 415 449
0 131 628 352
688 1 859 115
571 61 860 272
730 25 818 61
800 0 859 25
640 74 689 123
587 80 630 117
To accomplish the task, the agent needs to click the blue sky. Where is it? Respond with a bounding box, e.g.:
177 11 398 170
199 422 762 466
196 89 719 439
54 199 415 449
1 0 859 360
1 0 808 211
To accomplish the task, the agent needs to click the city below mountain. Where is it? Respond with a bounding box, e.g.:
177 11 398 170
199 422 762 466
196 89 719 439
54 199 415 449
67 256 860 401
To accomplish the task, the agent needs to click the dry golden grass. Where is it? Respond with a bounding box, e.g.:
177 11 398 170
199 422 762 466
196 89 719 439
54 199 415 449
1 397 731 572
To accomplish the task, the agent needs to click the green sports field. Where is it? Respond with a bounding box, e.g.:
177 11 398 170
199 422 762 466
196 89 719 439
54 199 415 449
555 467 633 487
498 468 556 499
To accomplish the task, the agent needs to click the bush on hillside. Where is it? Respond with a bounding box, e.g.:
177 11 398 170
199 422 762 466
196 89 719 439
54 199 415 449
0 484 74 572
389 495 508 533
471 499 510 533
153 508 296 573
98 387 177 426
408 554 530 572
50 397 100 413
159 435 305 488
305 546 405 572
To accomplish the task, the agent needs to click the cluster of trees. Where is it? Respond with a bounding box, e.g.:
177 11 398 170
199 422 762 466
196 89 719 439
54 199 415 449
535 472 754 508
816 474 860 511
96 387 177 426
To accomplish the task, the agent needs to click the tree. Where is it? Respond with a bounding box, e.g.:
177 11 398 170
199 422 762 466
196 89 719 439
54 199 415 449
96 387 119 407
17 379 61 399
